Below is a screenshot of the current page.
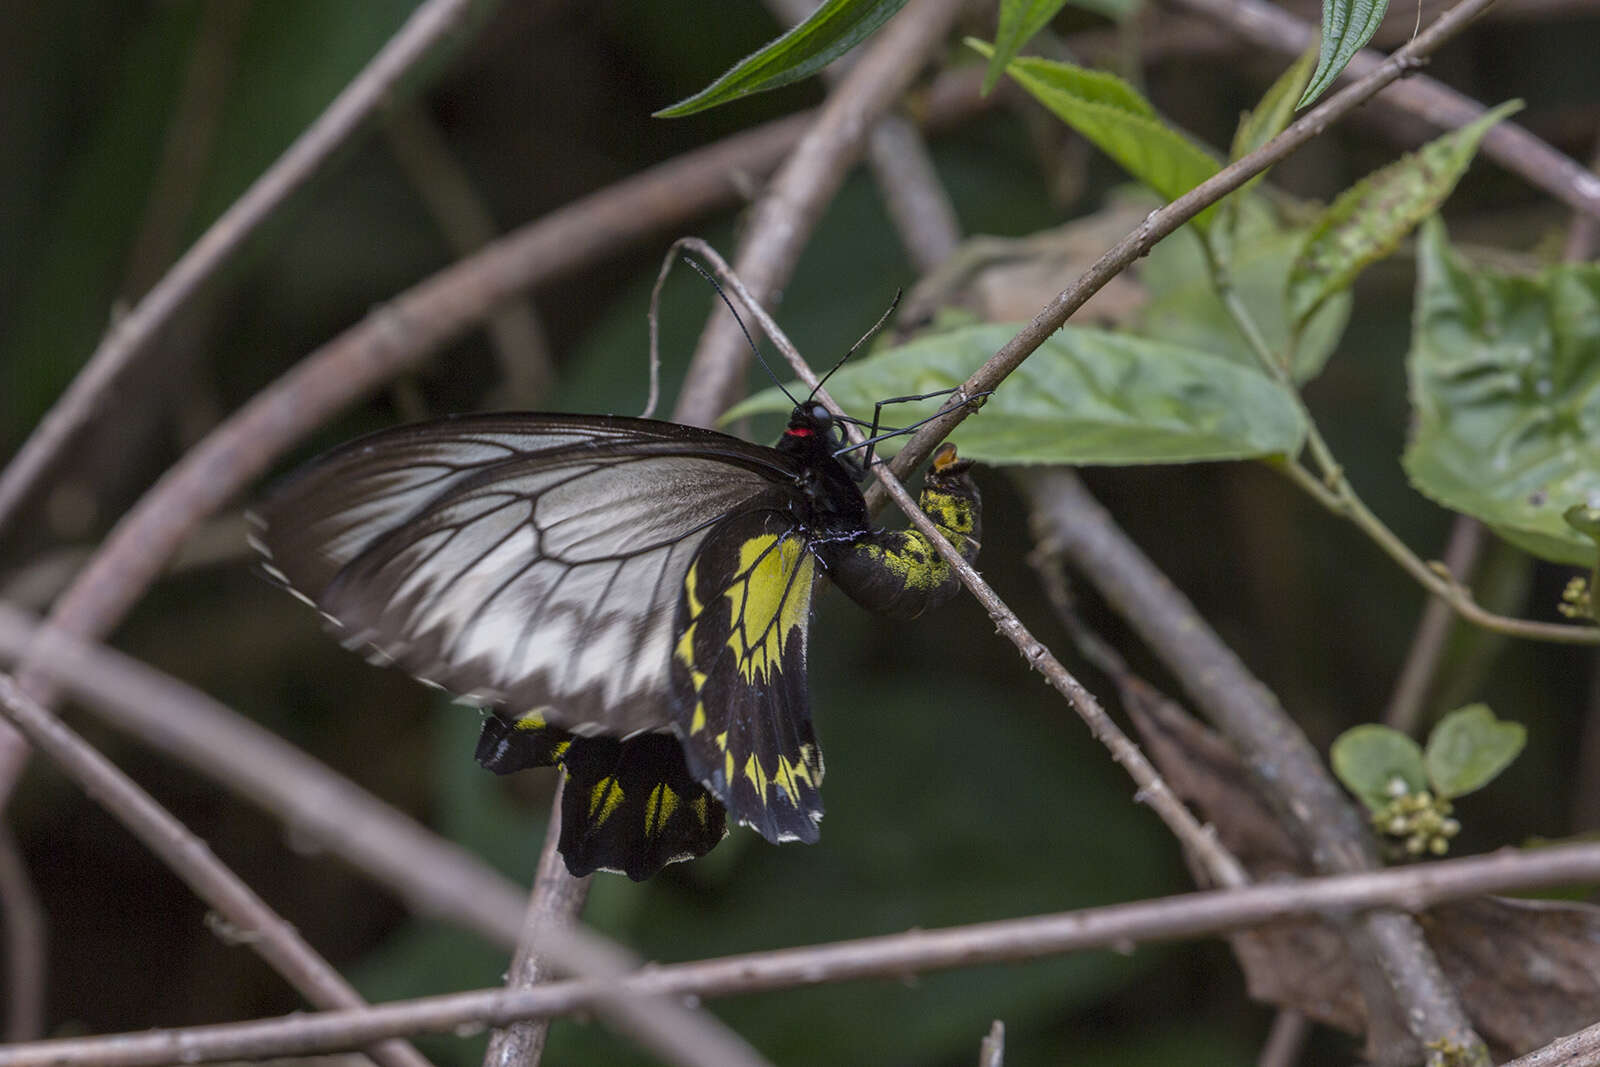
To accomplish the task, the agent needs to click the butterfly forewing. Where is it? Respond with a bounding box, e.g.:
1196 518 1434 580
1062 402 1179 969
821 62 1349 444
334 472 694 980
253 414 798 738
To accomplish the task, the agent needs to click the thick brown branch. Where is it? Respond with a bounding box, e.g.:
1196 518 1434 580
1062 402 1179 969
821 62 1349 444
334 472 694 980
9 842 1600 1067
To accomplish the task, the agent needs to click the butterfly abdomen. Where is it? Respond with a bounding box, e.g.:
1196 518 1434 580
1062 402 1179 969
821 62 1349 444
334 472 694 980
822 443 982 620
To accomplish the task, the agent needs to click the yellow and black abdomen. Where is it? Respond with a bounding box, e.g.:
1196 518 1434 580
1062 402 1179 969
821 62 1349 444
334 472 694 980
822 443 982 620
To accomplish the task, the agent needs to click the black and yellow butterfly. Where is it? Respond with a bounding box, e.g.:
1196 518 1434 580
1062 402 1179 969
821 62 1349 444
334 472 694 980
251 400 981 880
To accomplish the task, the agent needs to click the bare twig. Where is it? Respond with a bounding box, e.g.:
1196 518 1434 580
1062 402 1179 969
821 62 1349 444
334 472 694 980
1256 1010 1310 1067
0 604 766 1065
977 1020 1005 1067
0 673 432 1067
1165 0 1600 221
1500 1017 1600 1067
0 0 480 542
677 239 1247 891
483 791 589 1067
867 0 1511 503
763 0 963 274
1030 550 1250 888
382 104 554 407
11 842 1600 1067
0 825 44 1041
1384 518 1486 734
1024 469 1477 1062
673 0 968 427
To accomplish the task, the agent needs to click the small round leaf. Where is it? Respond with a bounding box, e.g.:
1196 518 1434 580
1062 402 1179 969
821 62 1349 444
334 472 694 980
1424 704 1526 800
1330 725 1427 813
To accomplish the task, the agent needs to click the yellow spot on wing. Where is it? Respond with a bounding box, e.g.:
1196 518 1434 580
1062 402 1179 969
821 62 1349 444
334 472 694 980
690 703 707 734
644 783 678 837
587 777 624 826
691 794 710 826
724 534 814 683
513 714 547 730
743 754 768 798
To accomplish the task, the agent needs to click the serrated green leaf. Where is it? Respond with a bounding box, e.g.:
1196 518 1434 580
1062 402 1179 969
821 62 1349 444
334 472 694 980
654 0 908 117
1287 100 1521 331
1330 725 1428 813
969 42 1223 229
1424 704 1525 799
723 322 1305 464
1140 198 1351 384
1230 47 1318 175
1404 219 1600 566
1296 0 1388 110
984 1 1071 95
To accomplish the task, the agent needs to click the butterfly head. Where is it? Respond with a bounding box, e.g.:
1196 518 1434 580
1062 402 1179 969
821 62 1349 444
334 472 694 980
781 402 847 453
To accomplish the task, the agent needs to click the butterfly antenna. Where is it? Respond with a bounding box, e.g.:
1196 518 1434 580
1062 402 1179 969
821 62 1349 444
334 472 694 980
681 256 801 408
809 289 901 401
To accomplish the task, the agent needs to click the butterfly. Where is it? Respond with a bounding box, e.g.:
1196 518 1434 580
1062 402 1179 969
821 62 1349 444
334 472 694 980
251 398 981 880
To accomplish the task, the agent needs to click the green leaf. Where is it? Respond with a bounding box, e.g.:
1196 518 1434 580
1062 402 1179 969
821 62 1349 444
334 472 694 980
723 322 1305 465
969 42 1223 229
1331 725 1428 813
1287 100 1522 331
1296 0 1388 110
1404 219 1600 565
1230 48 1318 174
1140 198 1351 384
654 0 908 117
1424 704 1525 799
984 1 1070 96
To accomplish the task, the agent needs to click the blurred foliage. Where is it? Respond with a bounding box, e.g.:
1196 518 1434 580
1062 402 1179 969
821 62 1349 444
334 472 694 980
4 0 1600 1064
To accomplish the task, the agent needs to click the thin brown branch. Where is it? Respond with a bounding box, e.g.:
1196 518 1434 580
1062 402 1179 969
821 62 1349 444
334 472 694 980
977 1020 1005 1067
867 0 1508 504
676 239 1247 891
10 841 1600 1067
483 791 588 1067
0 672 432 1067
1383 517 1486 735
0 825 44 1041
382 104 554 407
672 0 968 427
764 0 963 274
1256 1011 1310 1067
1500 1017 1600 1067
863 116 963 272
0 604 766 1064
1023 469 1476 1062
1164 0 1600 220
0 0 480 542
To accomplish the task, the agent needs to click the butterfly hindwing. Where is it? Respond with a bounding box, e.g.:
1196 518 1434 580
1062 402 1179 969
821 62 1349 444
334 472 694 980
672 508 825 845
252 414 798 739
475 710 727 880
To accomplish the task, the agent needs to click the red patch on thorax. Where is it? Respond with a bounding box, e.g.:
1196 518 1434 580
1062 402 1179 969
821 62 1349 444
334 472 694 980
786 427 814 438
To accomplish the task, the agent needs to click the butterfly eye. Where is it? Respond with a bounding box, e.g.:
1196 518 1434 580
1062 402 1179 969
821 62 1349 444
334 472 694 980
809 403 831 424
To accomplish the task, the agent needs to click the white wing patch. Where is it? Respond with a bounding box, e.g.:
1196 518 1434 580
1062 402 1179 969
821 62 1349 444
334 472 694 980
254 417 786 738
